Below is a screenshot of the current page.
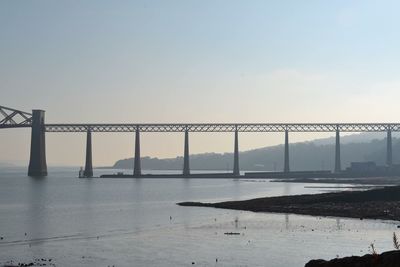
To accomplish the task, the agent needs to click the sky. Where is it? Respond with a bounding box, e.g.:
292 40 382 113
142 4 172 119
1 0 400 166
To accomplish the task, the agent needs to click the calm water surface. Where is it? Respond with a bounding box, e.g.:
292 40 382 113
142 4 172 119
0 167 398 266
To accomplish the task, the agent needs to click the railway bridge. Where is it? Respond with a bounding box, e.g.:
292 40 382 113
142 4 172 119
0 105 396 177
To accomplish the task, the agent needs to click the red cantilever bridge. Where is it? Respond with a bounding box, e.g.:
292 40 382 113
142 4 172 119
0 105 396 177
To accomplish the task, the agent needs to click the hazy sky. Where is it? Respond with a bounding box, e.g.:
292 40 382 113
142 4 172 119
1 0 400 166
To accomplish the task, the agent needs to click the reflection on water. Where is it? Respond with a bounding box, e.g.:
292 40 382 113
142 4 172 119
285 214 290 230
0 167 397 267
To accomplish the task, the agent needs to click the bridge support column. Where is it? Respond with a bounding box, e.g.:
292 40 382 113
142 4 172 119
134 127 141 176
83 129 93 177
334 128 341 173
284 130 290 173
28 110 47 176
233 130 240 176
387 127 392 167
183 130 190 176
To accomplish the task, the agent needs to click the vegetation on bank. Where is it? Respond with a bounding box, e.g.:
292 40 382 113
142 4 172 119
305 233 400 267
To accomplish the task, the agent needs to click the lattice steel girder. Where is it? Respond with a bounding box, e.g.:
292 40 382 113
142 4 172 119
44 123 400 133
0 105 32 128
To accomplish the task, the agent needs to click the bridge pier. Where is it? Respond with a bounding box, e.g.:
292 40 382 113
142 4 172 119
233 129 240 176
83 129 93 177
134 127 141 176
183 130 190 176
387 127 392 167
334 128 341 173
28 110 47 177
284 130 290 172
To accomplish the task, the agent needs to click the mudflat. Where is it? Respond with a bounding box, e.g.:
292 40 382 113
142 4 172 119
178 186 400 221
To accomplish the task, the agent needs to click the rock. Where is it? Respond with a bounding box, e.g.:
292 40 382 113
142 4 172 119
306 259 325 266
305 250 400 267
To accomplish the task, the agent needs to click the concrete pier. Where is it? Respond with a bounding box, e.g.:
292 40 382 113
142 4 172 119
233 130 240 176
83 129 93 177
134 127 141 176
335 128 341 173
387 127 393 167
28 110 47 176
284 130 290 173
183 130 190 175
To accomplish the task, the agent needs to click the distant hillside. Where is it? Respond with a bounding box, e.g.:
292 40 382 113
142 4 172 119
113 133 399 171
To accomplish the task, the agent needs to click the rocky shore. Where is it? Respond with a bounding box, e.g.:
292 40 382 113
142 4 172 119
305 250 400 267
1 258 55 267
178 185 400 221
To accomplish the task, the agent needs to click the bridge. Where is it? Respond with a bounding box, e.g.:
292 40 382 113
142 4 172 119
0 105 396 177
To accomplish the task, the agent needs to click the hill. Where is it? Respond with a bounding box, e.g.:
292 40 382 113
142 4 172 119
113 133 399 171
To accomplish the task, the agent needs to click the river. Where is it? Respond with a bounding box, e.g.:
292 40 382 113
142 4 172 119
0 167 397 266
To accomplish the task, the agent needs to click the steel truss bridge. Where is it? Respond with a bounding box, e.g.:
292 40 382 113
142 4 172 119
0 105 32 128
0 105 396 177
43 123 399 132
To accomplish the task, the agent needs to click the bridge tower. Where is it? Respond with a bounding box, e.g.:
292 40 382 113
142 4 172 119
183 129 190 176
284 130 290 173
387 127 393 167
28 110 48 176
134 127 141 176
233 129 240 176
83 129 93 177
334 128 341 173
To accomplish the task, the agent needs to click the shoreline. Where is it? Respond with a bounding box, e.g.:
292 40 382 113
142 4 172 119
178 185 400 222
97 173 400 183
271 176 400 185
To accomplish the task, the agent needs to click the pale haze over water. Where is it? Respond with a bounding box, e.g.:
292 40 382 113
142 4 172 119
2 1 400 166
1 1 400 266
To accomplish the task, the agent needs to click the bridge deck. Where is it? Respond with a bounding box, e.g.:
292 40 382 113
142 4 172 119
43 123 399 132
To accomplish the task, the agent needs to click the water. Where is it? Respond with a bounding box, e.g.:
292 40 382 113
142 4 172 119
0 167 398 266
